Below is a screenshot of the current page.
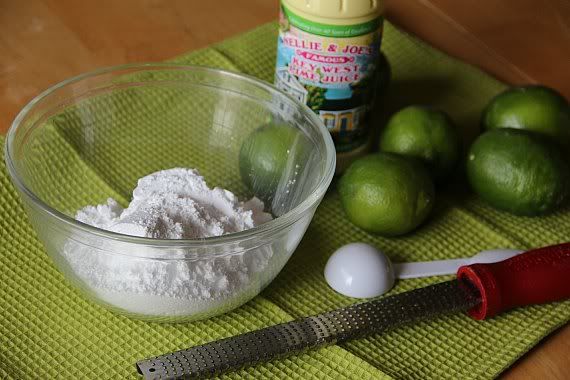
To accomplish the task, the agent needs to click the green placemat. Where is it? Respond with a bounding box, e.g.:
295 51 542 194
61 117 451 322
1 21 569 380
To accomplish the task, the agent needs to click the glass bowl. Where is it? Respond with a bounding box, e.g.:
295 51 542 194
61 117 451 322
4 64 335 323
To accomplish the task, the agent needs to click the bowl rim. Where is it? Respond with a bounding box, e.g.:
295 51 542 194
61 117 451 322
4 63 336 249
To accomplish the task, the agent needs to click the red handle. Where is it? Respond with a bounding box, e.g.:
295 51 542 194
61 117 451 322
457 243 570 320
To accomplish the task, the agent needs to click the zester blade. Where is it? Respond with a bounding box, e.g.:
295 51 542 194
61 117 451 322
136 279 480 379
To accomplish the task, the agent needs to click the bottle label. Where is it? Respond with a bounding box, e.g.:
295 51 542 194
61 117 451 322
275 4 383 153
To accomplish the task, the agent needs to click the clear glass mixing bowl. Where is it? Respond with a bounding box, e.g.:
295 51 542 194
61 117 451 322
4 64 335 322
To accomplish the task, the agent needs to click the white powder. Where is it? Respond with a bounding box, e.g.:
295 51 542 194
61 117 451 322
75 168 272 239
63 168 276 318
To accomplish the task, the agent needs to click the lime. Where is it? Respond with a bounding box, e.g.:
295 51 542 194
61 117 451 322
239 123 310 201
339 153 435 236
467 128 569 215
482 85 570 146
379 106 460 181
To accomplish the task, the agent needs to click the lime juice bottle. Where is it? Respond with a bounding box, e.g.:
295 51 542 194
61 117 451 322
275 0 384 172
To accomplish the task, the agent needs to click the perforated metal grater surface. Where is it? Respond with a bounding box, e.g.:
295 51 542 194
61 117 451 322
136 280 481 379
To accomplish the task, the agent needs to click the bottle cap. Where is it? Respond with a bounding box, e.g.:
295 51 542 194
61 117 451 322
282 0 383 24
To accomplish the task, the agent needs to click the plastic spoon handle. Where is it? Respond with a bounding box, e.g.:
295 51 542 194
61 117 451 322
458 242 570 320
394 249 523 279
466 249 523 264
393 259 467 279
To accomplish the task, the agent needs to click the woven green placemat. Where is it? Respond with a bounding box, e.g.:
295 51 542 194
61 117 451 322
1 21 569 379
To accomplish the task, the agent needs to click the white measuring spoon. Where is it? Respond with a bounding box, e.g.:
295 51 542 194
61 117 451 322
393 248 524 279
324 244 524 299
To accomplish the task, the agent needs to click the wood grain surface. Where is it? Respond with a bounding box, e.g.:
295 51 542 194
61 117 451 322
0 0 568 378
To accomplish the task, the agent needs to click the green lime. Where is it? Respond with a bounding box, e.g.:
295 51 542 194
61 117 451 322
379 106 460 181
467 128 569 215
482 85 570 146
339 153 435 236
239 123 310 201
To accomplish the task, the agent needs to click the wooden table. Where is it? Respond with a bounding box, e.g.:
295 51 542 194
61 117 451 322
0 1 568 378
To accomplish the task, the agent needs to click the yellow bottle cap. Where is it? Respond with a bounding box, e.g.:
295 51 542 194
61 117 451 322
282 0 383 24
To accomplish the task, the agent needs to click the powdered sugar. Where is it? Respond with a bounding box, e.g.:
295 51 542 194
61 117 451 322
63 168 275 319
75 168 272 239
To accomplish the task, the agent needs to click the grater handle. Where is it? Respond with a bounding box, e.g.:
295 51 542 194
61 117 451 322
458 242 570 320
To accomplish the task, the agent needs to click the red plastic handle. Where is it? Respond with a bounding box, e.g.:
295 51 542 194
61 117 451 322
457 243 570 320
